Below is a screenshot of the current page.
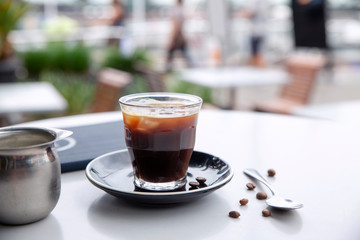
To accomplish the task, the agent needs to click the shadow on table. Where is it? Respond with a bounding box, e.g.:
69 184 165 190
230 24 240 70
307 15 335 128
0 215 63 240
269 208 303 234
87 194 230 239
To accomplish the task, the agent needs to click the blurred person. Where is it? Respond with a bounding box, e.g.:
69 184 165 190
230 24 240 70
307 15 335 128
109 0 125 27
242 0 269 68
291 0 327 50
108 0 126 47
205 0 230 67
166 0 190 71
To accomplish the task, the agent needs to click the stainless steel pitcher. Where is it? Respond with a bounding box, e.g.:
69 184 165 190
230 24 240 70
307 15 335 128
0 127 72 225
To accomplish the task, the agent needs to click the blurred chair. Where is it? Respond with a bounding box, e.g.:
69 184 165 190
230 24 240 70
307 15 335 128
253 53 326 114
0 117 8 127
89 68 132 113
135 64 166 92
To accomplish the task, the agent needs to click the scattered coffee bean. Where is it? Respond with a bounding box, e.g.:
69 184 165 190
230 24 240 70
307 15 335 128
268 169 276 177
229 211 240 218
189 181 200 188
239 198 249 206
196 177 207 184
262 209 271 217
256 192 268 200
246 182 256 190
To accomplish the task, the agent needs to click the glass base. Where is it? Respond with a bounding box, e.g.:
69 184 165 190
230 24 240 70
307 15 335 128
134 176 186 191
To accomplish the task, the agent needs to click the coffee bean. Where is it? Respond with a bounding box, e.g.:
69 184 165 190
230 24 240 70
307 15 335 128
268 169 276 177
262 209 271 217
189 181 200 188
196 177 207 184
239 198 249 206
256 192 268 200
229 211 240 218
246 182 256 190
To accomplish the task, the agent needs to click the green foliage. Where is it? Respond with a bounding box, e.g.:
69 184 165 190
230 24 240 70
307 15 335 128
19 46 155 115
123 75 150 95
21 43 91 76
0 0 28 36
69 44 91 72
167 75 213 103
38 71 95 115
43 16 78 40
21 48 47 76
102 47 153 95
0 0 29 59
102 47 150 73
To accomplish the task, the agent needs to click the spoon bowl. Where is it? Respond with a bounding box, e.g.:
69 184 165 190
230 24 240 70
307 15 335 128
266 196 303 210
243 168 303 210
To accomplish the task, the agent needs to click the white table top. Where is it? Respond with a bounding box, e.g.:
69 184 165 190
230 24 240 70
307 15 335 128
2 110 360 240
0 82 67 115
293 100 360 123
178 67 289 88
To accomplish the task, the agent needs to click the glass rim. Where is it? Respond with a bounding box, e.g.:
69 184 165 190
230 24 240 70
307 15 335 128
119 92 203 108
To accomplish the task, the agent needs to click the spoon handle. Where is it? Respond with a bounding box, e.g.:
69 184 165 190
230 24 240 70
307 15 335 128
243 168 277 195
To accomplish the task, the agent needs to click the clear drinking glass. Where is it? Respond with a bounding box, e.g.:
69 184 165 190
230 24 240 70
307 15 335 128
119 92 202 191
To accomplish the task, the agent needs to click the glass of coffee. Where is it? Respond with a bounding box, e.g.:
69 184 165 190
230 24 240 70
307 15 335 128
119 92 202 191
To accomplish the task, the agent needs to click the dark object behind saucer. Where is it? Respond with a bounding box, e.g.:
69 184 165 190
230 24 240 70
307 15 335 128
56 121 126 173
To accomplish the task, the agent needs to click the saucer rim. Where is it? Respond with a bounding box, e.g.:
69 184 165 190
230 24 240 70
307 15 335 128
85 149 234 198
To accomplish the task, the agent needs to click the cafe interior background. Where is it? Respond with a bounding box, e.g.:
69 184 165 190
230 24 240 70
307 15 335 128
1 0 360 126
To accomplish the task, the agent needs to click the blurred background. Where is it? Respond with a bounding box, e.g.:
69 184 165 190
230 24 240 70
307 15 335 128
1 0 360 126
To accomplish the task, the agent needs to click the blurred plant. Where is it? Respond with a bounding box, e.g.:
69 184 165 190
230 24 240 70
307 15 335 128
123 74 150 95
21 48 47 76
46 43 90 73
43 16 78 40
102 47 151 73
102 47 154 93
0 0 29 59
38 71 95 115
22 43 91 76
167 75 212 103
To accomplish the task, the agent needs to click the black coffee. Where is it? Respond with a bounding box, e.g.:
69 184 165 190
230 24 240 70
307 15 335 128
123 112 198 183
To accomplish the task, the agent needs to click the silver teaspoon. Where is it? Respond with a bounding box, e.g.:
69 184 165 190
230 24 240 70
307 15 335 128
243 168 303 210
